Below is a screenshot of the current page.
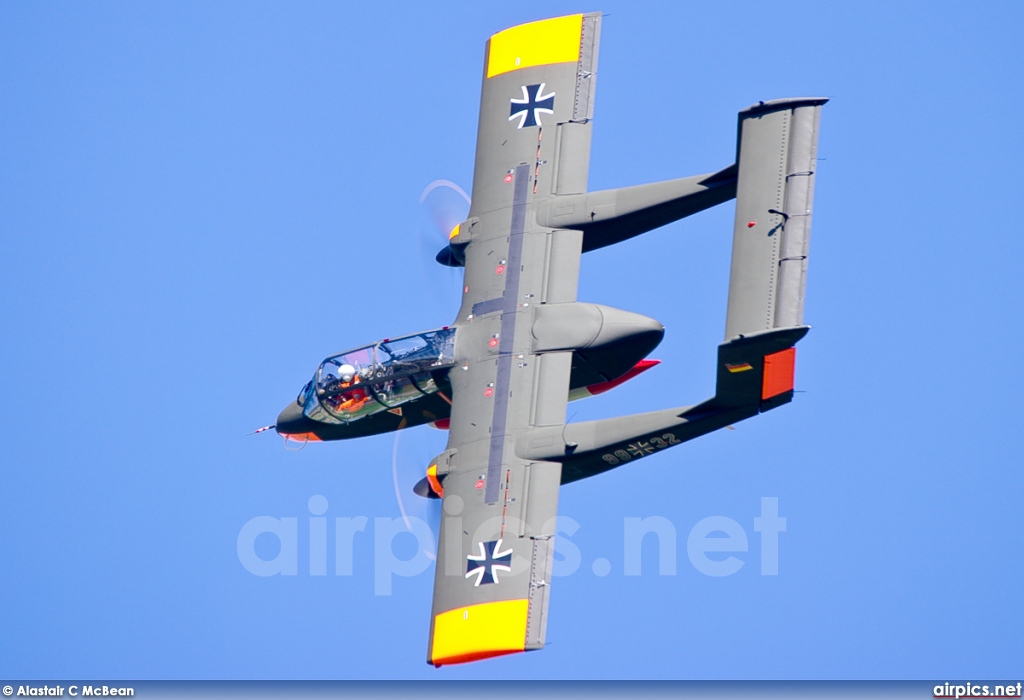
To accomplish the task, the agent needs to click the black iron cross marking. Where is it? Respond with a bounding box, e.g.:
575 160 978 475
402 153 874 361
465 539 513 586
509 83 555 129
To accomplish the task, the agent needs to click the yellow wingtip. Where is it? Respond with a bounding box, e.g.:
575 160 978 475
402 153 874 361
486 14 583 78
430 599 529 665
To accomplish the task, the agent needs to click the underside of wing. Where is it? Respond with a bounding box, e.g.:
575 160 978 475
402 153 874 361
426 457 563 666
426 12 603 666
441 12 601 271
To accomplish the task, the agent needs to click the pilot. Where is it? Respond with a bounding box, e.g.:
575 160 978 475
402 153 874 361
338 364 358 384
334 363 370 413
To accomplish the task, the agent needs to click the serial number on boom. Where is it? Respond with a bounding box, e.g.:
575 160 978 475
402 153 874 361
601 433 681 466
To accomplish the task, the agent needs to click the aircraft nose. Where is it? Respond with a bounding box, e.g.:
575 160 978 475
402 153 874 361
275 401 306 435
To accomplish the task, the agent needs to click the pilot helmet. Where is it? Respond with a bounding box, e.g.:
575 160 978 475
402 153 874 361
338 364 357 383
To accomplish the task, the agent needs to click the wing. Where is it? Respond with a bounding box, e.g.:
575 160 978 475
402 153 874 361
425 12 602 666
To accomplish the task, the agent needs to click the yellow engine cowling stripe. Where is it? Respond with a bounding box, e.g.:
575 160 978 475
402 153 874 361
426 464 444 498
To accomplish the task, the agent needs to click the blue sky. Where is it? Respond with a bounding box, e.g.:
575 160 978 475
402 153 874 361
2 0 1022 681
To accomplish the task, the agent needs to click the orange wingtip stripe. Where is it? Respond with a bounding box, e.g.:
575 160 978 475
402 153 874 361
726 363 754 373
486 14 583 78
430 599 528 666
762 347 796 399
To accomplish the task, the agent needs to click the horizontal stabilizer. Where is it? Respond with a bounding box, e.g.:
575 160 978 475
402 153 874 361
726 97 827 341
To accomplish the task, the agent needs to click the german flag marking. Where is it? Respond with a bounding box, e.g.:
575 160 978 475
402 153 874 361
725 363 754 373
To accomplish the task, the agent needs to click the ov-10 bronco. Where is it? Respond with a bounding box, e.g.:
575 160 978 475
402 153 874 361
266 12 826 667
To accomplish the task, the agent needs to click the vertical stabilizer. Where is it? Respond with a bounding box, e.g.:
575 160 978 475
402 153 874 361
725 98 827 341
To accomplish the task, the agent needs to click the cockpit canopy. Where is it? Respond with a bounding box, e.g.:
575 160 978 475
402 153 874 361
299 327 456 424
